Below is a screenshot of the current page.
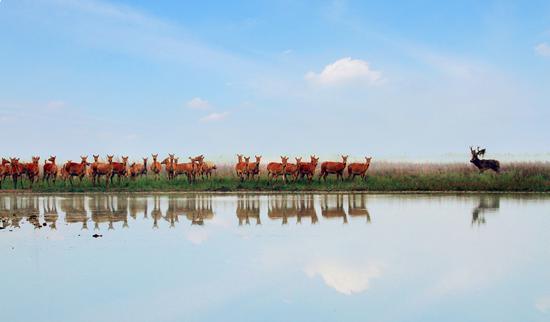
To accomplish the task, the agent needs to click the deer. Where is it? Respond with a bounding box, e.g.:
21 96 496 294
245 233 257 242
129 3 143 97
235 154 249 182
298 155 319 182
91 155 114 187
63 156 90 186
319 155 348 181
9 158 25 189
246 155 262 181
267 156 289 183
110 156 129 184
23 156 40 188
161 156 174 180
0 158 12 189
347 157 372 181
201 161 217 179
173 157 196 183
284 157 302 182
129 157 148 179
190 155 205 179
470 147 500 173
43 156 58 185
150 154 162 180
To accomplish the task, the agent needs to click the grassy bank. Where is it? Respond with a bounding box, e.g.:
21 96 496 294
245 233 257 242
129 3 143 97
2 162 550 193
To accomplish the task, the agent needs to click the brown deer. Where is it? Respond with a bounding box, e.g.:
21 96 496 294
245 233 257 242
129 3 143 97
235 154 249 182
201 161 217 179
284 157 302 182
267 156 289 183
91 155 114 187
129 158 148 179
110 156 129 184
10 158 25 189
347 157 372 181
173 157 196 183
64 156 90 186
150 154 162 180
319 155 348 181
0 158 11 189
24 156 40 188
43 156 58 185
190 155 205 179
246 155 262 181
470 147 500 173
298 155 319 182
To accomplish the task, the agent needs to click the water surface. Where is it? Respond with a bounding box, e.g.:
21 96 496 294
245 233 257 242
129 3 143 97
1 193 549 322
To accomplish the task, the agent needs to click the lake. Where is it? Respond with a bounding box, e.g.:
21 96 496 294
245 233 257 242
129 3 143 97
1 193 549 322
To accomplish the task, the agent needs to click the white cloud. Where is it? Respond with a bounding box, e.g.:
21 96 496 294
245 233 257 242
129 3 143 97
305 57 382 86
536 296 550 313
200 112 229 122
186 97 211 110
305 261 381 295
535 43 550 57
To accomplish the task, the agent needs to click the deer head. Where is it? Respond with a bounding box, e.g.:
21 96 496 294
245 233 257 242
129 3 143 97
296 157 302 165
341 155 348 164
244 156 250 163
121 156 129 165
255 155 262 163
107 155 114 164
365 156 372 164
237 154 243 162
152 154 158 161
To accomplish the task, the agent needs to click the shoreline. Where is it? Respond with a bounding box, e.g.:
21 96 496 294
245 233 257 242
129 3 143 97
1 190 550 195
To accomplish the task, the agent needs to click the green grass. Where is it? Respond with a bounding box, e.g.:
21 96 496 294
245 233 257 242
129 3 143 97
2 161 550 193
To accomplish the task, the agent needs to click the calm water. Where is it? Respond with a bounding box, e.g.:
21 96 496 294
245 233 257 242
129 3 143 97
1 193 549 322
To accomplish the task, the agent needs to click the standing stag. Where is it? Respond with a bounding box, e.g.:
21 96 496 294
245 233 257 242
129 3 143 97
319 155 348 181
347 157 372 181
470 147 500 173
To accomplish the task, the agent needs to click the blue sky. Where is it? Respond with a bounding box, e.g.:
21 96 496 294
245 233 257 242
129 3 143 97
1 0 549 161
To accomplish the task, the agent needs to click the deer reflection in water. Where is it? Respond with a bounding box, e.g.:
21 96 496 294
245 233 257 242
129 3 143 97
0 196 42 229
321 194 347 224
60 195 88 230
43 196 59 230
267 195 318 225
471 196 500 226
296 196 318 224
0 196 39 229
89 195 129 230
128 196 148 220
347 194 371 223
268 195 295 225
236 195 261 225
164 195 214 227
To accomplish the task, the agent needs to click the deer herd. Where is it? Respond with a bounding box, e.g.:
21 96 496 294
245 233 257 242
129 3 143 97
0 147 499 189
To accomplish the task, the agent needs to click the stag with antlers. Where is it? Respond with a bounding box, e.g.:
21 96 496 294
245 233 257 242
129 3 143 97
470 147 500 173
